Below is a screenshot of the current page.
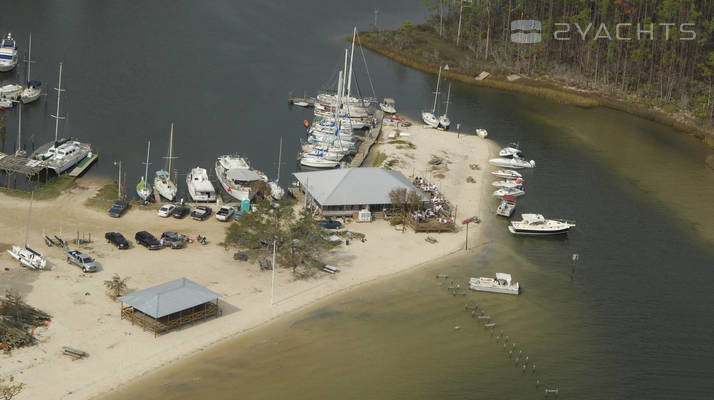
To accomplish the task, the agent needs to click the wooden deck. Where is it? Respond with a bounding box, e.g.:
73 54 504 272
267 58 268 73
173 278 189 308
69 153 98 177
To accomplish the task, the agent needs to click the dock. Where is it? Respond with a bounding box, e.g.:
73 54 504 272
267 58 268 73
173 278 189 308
0 152 46 187
350 110 384 167
69 153 99 177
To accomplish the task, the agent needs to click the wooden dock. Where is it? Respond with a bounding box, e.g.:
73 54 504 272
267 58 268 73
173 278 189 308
350 110 384 167
69 153 98 177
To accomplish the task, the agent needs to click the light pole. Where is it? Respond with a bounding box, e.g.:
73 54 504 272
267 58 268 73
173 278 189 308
113 160 122 199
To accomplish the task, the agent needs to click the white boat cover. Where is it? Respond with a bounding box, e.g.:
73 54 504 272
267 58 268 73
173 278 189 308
227 169 263 182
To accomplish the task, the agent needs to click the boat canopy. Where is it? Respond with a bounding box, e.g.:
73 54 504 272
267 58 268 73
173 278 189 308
28 80 41 87
227 169 263 182
155 170 169 180
495 273 512 285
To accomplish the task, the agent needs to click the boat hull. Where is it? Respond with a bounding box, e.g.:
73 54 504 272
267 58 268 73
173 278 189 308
21 87 41 104
469 285 519 295
421 112 439 128
507 226 571 235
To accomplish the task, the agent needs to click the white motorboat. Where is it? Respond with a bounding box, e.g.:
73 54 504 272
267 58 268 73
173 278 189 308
300 155 340 168
488 156 535 169
154 123 178 201
7 245 47 270
496 195 516 217
293 101 309 107
491 178 524 188
215 155 268 201
509 214 576 236
0 83 22 100
0 32 18 72
20 33 41 104
186 167 216 202
491 169 522 179
499 147 522 158
469 273 519 295
476 128 488 138
492 187 525 197
438 83 451 130
379 98 396 114
137 141 152 201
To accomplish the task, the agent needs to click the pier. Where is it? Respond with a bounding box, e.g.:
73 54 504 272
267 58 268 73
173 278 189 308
69 153 99 177
350 110 384 167
0 151 46 188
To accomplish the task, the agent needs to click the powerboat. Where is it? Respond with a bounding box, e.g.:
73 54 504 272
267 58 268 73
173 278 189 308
496 195 516 217
488 156 535 169
493 187 525 197
509 214 576 235
42 140 92 174
0 83 22 100
379 98 396 114
7 245 47 270
499 146 522 158
0 32 18 72
186 167 216 202
476 128 488 138
492 178 524 188
469 273 519 295
215 155 268 201
491 169 522 179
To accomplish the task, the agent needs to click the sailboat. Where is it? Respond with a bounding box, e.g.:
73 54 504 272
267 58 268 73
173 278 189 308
439 83 451 130
21 33 41 104
422 65 443 128
137 141 152 201
7 190 47 270
154 123 177 201
268 137 285 200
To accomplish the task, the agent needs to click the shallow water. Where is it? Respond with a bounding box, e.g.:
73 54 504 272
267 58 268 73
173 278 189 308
3 2 714 399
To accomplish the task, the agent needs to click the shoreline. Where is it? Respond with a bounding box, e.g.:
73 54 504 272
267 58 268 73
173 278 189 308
355 34 714 150
1 118 495 400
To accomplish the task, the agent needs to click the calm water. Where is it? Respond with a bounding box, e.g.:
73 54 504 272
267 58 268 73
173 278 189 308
3 2 714 399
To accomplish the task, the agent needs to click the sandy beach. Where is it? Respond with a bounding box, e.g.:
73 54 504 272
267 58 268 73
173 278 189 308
0 120 494 399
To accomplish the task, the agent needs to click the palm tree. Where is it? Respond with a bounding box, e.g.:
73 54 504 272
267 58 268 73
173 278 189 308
104 274 129 299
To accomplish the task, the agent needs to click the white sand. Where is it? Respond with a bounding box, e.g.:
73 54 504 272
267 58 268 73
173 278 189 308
0 121 494 399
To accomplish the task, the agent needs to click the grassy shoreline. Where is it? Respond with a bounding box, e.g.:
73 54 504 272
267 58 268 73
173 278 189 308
355 33 714 149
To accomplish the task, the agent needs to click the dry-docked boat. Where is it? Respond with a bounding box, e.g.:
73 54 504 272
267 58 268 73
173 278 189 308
186 167 216 202
508 214 576 236
7 245 47 270
469 273 520 295
496 195 516 217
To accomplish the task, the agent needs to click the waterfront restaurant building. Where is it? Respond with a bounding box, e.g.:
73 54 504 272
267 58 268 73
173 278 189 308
293 167 428 217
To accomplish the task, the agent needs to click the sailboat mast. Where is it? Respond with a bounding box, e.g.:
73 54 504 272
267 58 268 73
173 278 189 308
144 141 151 186
26 33 32 83
346 27 356 101
52 63 65 142
276 137 282 182
444 83 451 116
342 49 349 102
16 102 21 154
432 66 442 114
168 123 174 183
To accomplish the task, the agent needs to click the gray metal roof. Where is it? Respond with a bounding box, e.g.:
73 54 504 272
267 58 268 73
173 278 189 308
293 168 428 207
119 278 220 319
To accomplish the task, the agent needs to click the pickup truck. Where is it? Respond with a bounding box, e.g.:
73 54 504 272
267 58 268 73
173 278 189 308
66 250 98 272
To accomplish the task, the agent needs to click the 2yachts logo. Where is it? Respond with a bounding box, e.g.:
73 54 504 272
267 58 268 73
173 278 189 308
510 20 696 43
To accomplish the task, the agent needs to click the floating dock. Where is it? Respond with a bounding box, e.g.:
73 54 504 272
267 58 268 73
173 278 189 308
69 153 99 177
350 110 384 167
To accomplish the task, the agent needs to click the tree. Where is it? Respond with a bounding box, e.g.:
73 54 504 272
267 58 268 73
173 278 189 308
104 274 129 299
0 376 23 400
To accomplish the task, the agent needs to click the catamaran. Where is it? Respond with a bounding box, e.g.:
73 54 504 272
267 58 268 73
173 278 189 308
186 167 216 202
20 33 41 104
137 141 152 201
422 65 443 128
31 63 93 174
154 123 178 201
0 32 18 72
438 83 451 130
215 155 268 202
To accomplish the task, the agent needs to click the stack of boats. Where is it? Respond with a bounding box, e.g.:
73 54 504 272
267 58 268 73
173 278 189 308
299 28 377 169
490 143 529 199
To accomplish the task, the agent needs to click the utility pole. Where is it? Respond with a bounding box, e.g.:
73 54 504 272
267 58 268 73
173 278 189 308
456 0 464 46
373 8 379 31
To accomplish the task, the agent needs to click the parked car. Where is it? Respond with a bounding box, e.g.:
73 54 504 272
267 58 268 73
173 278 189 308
160 232 184 249
66 250 98 272
157 204 176 218
216 206 236 222
105 232 130 249
135 231 162 250
171 205 191 219
191 206 212 221
108 201 130 218
317 218 342 229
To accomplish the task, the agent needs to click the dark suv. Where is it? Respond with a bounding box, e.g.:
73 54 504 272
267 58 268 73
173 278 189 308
160 232 184 249
108 201 130 218
135 231 162 250
171 205 191 219
105 232 130 249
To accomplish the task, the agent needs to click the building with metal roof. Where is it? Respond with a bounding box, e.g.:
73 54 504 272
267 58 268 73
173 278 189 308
119 277 221 336
293 168 428 216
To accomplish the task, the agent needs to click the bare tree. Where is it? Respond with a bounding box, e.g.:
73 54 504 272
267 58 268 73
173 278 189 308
104 274 129 299
0 376 24 400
